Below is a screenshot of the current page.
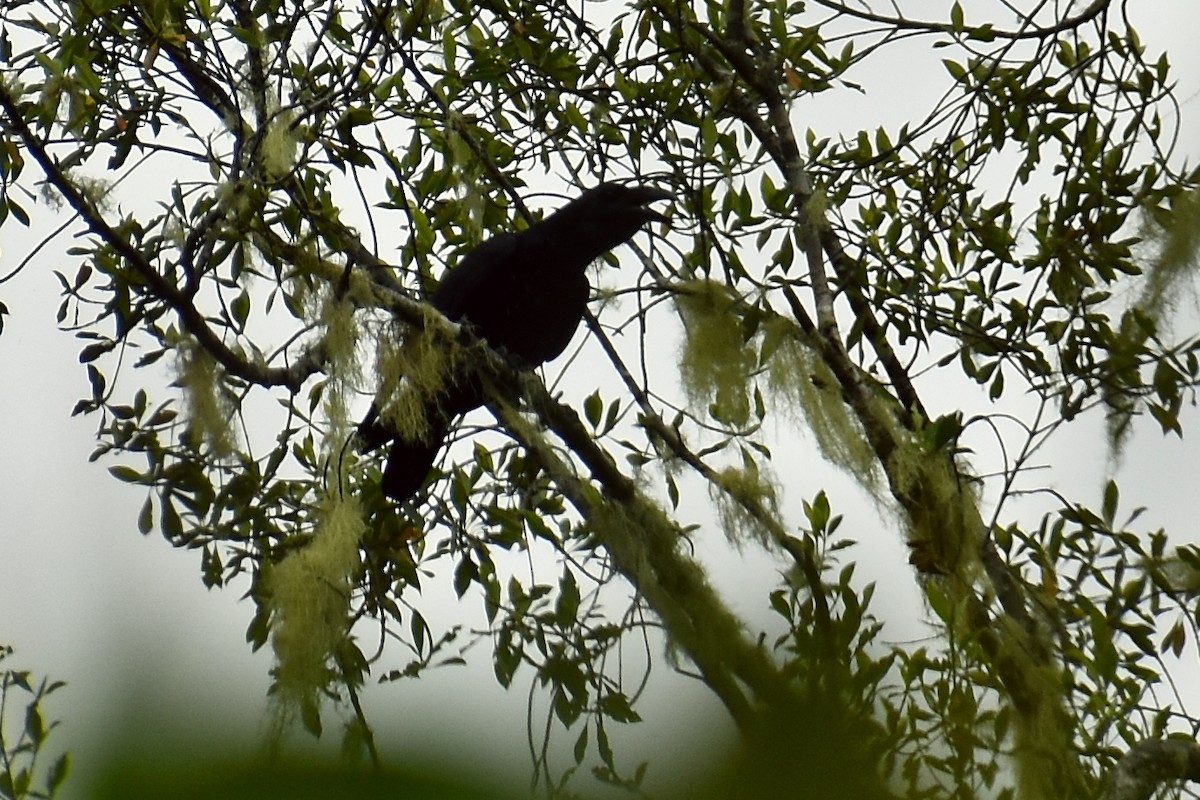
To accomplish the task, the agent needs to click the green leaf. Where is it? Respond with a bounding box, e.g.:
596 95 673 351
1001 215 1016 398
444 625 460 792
1102 480 1119 528
78 341 112 363
109 465 144 484
596 722 614 767
602 398 621 435
138 496 153 534
410 610 429 655
87 364 106 401
201 545 223 588
943 59 967 82
666 472 679 509
598 691 641 723
556 569 580 625
161 494 183 540
231 289 251 329
573 726 589 765
13 767 30 797
110 404 137 420
25 704 44 744
584 390 603 429
806 491 830 532
989 369 1004 399
48 752 71 791
1149 403 1182 436
6 197 30 226
148 407 178 426
1087 606 1118 679
245 604 271 651
494 635 521 688
924 413 963 452
768 589 792 623
967 23 995 42
453 556 478 599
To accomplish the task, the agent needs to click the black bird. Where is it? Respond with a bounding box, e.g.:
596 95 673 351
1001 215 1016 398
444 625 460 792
359 182 672 502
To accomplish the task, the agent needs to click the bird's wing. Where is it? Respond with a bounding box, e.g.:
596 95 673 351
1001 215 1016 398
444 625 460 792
431 232 520 320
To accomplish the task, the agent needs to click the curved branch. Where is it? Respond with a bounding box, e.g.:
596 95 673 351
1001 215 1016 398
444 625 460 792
1099 738 1200 800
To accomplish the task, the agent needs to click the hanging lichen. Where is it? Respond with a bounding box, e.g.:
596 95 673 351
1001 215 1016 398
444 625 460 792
176 340 238 457
760 316 880 492
372 304 463 442
265 490 365 734
267 290 368 736
1137 184 1200 324
262 106 300 179
312 286 362 429
1105 187 1200 458
712 452 781 548
675 280 754 426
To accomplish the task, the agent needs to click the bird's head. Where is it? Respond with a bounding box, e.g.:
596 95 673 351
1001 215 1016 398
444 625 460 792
584 182 673 223
548 181 673 255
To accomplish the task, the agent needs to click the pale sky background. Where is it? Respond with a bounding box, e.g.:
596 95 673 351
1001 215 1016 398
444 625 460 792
2 3 1199 797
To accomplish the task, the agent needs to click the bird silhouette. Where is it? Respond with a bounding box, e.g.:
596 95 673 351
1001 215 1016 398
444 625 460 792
359 182 671 501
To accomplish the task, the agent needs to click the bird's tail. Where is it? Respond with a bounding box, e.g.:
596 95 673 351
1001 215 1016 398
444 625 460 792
357 402 450 501
359 374 485 502
380 428 447 501
357 402 394 453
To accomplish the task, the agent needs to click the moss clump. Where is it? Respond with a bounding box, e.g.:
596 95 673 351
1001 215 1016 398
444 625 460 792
262 107 299 179
317 291 360 387
886 440 982 576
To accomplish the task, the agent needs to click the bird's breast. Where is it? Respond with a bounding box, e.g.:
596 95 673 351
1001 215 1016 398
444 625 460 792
468 268 590 366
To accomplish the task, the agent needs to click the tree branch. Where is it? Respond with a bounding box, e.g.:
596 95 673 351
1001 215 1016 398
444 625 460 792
1099 738 1200 800
810 0 1110 41
0 83 320 392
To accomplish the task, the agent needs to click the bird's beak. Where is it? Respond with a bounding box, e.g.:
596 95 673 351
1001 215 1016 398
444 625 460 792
631 186 673 223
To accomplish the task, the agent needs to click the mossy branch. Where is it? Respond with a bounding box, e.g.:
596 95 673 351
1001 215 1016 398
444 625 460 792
1098 737 1200 800
486 373 796 730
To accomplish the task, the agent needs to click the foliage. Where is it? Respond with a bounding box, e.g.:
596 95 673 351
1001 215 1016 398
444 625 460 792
2 0 1199 798
0 646 69 800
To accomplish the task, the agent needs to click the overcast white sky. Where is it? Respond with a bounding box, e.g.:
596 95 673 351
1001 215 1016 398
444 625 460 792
2 3 1199 797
